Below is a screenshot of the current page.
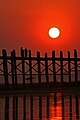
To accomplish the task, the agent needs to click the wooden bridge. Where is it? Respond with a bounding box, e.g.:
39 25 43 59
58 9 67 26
0 48 80 93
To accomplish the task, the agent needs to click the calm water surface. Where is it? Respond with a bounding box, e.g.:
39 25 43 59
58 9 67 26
0 92 80 120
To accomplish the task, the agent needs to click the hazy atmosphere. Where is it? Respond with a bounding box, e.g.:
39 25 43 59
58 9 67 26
0 0 80 55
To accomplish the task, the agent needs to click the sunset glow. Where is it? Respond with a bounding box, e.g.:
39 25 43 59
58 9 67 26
0 0 80 53
49 27 60 38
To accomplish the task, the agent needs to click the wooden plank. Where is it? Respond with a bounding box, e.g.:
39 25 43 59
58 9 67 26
2 49 8 87
37 52 41 83
45 53 49 83
52 51 56 83
1 56 80 61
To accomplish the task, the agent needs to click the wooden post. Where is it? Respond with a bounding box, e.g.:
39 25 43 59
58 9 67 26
70 96 72 119
2 49 8 87
54 93 57 107
60 51 63 83
68 51 71 82
13 96 18 120
37 52 41 83
62 95 64 120
21 47 25 86
75 96 79 119
29 50 32 84
23 96 26 120
30 96 33 120
46 97 49 118
11 50 17 86
54 93 57 117
13 50 17 85
45 53 49 83
52 51 56 83
39 96 42 119
25 48 28 58
74 49 78 82
5 96 9 120
11 51 15 86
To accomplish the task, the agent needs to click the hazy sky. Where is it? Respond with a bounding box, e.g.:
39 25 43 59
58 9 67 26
0 0 80 55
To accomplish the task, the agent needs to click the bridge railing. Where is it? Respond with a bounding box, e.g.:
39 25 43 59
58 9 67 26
0 48 80 87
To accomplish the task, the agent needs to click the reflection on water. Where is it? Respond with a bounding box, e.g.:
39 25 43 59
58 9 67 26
0 92 80 120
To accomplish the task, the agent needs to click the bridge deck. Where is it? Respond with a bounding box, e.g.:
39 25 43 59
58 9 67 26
0 81 80 95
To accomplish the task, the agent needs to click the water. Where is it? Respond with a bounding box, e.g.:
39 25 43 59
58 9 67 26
0 92 80 120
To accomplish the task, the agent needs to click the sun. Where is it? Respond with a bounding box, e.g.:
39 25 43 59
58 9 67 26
48 27 60 38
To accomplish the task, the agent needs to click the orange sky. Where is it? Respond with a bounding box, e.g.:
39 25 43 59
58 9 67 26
0 0 80 55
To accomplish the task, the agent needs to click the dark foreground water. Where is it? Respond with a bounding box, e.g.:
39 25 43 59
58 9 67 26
0 92 80 120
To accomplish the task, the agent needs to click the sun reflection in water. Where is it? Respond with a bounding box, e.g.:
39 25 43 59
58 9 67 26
49 93 62 120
